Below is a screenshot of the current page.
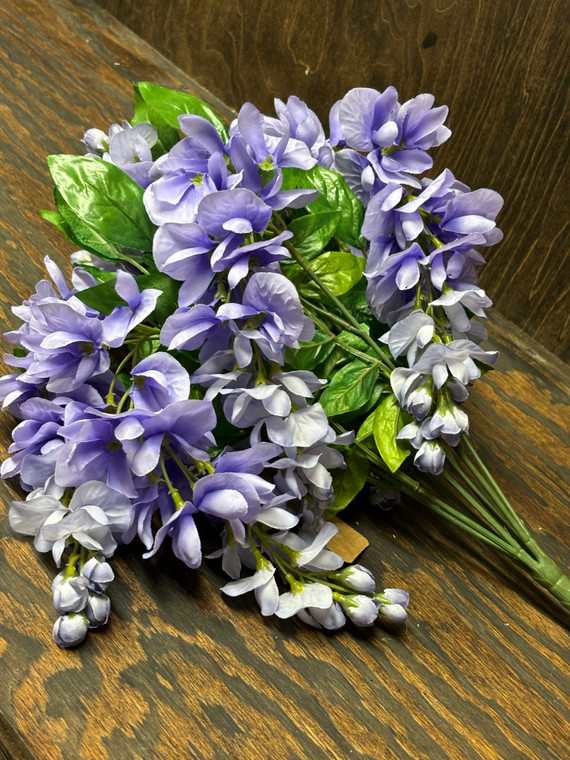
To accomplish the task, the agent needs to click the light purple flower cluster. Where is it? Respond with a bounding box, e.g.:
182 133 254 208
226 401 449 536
327 88 503 473
2 93 413 645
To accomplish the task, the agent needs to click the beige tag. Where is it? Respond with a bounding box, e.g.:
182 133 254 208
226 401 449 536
327 517 369 563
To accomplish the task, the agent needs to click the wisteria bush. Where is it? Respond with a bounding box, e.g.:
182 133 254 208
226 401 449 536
1 83 567 648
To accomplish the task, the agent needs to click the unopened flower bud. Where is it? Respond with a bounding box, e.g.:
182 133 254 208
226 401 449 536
85 593 111 628
382 588 410 608
53 575 90 614
414 440 445 475
339 594 379 627
379 603 408 624
407 382 433 420
81 557 114 592
53 613 88 648
337 564 376 593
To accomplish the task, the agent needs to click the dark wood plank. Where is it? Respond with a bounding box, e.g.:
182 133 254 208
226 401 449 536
92 0 570 361
0 1 569 759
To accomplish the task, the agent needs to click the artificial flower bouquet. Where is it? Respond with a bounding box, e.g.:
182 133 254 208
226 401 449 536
1 82 567 648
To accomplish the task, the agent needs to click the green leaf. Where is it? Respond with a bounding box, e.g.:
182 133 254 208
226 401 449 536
51 190 124 263
282 165 366 248
48 155 155 252
325 450 370 518
338 277 375 328
356 409 376 442
319 359 379 417
336 328 371 354
74 271 180 320
286 210 339 259
133 81 229 143
40 205 109 259
136 272 181 324
372 392 410 473
79 265 118 284
132 84 179 155
39 209 70 236
285 329 336 371
320 345 346 378
340 379 385 423
296 250 365 298
74 279 125 315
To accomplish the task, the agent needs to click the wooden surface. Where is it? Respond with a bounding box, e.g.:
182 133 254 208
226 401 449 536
93 0 570 362
0 1 569 759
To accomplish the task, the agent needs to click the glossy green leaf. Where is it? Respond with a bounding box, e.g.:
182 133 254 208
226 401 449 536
285 329 336 371
372 392 410 473
137 272 181 324
325 450 370 518
296 250 365 298
42 203 120 263
338 277 375 328
286 210 339 259
132 84 179 154
49 155 155 252
282 165 366 248
355 409 376 442
79 265 118 284
52 189 125 263
75 271 180 321
336 329 371 354
319 359 379 417
133 81 229 143
320 345 346 378
74 278 125 315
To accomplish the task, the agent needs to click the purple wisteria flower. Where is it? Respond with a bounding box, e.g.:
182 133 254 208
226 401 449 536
220 559 279 616
161 271 313 367
102 271 162 347
129 352 191 412
34 480 131 564
143 501 202 568
1 397 65 486
83 121 158 188
152 188 293 305
5 298 110 393
273 95 330 163
330 87 450 194
115 398 216 477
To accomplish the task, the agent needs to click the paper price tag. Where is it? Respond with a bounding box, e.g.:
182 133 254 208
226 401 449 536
327 517 369 563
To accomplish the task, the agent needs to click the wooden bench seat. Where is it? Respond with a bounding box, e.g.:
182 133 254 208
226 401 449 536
0 1 568 759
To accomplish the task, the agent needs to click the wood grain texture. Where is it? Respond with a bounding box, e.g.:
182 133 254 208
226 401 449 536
0 1 569 759
92 0 570 361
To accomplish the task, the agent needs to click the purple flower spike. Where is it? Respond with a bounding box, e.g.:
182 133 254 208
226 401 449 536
430 288 492 333
193 470 274 522
9 300 110 393
221 271 313 365
221 561 279 617
273 95 327 159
